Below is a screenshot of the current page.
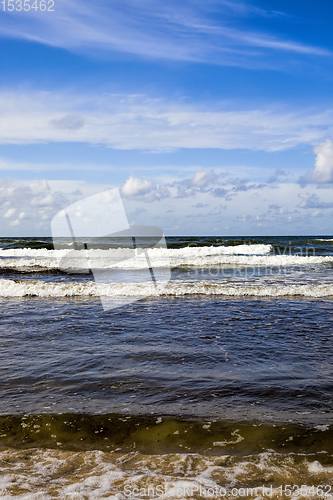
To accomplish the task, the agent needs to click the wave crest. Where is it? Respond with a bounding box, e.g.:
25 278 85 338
1 279 333 298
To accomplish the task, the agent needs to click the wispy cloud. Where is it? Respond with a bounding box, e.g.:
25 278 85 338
0 91 332 152
268 169 288 183
209 203 227 215
0 0 330 67
203 0 281 18
297 193 333 209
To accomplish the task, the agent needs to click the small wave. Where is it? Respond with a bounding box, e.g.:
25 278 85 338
0 415 332 498
0 413 331 452
1 279 333 298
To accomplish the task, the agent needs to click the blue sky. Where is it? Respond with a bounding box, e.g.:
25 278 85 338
0 0 333 235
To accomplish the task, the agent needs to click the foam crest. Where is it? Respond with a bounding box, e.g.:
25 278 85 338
0 244 333 272
1 279 333 298
0 243 272 258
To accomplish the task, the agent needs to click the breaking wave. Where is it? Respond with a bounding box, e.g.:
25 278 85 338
1 279 333 298
0 244 332 272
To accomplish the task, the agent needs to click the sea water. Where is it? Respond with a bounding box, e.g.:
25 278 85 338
0 236 333 498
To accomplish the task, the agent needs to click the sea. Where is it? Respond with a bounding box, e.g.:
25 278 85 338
0 235 333 499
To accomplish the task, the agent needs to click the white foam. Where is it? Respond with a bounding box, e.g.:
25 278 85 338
0 448 330 499
308 460 333 474
213 429 244 447
0 244 332 272
0 244 272 259
1 279 333 298
315 425 329 431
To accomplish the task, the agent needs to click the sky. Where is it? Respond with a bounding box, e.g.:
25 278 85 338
0 0 333 236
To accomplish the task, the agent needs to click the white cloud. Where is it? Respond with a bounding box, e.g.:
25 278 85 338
3 208 16 219
0 91 332 152
300 139 333 183
191 170 218 187
122 176 156 197
31 192 67 208
0 178 112 235
0 179 70 229
121 175 171 202
30 179 51 196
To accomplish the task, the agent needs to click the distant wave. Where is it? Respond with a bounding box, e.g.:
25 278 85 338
0 243 272 258
1 279 333 298
0 238 54 250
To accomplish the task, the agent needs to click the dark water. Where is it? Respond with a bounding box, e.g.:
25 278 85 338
1 235 333 254
1 296 333 423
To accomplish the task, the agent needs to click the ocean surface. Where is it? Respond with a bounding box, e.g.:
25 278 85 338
0 235 333 499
